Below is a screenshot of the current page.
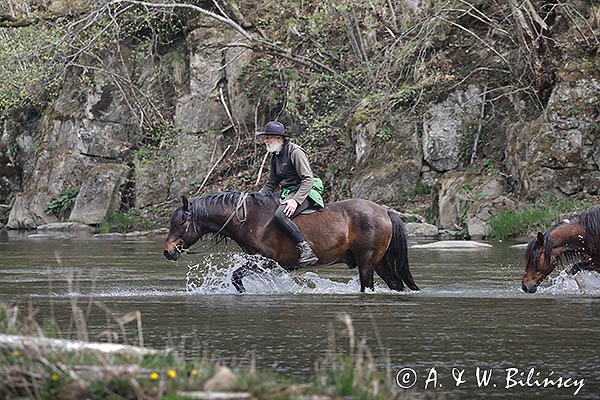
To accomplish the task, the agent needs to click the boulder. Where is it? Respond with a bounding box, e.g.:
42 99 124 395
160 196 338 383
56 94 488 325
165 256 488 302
204 366 237 392
134 130 224 207
7 191 56 229
55 50 135 123
411 240 493 249
422 85 483 172
1 109 42 212
466 195 516 239
404 222 439 238
4 21 254 229
7 114 123 229
69 164 130 224
432 172 509 236
169 132 225 199
37 222 96 233
0 142 22 207
134 154 172 208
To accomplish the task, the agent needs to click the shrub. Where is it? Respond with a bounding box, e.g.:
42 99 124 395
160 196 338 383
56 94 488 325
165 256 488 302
98 208 152 233
44 187 79 220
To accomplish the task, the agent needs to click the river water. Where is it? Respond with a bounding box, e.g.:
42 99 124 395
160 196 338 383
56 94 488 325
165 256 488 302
0 230 598 399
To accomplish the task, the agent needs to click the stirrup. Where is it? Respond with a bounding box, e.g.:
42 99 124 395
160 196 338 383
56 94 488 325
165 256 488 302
297 241 318 267
298 254 318 267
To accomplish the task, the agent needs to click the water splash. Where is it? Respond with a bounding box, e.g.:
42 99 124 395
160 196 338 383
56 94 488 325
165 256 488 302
541 270 600 295
184 253 392 294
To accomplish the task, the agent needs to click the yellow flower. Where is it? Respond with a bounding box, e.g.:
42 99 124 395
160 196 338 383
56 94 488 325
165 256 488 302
150 372 159 380
12 350 20 357
50 374 59 382
191 369 198 376
167 369 177 379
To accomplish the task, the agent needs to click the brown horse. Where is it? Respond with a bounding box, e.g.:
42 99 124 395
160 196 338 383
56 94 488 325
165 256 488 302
522 207 600 293
163 191 419 293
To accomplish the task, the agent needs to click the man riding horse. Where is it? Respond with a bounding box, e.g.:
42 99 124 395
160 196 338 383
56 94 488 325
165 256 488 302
256 121 324 267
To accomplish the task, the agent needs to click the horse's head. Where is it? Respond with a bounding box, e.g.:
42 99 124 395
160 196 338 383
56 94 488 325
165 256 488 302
522 232 554 293
164 196 202 261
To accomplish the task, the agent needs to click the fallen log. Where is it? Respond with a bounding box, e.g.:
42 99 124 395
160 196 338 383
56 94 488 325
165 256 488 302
0 334 166 358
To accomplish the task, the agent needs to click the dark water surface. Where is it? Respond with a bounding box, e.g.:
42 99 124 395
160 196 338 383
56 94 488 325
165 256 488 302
0 230 599 399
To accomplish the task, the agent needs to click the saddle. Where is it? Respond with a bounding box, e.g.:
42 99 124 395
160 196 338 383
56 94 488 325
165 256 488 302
300 207 320 215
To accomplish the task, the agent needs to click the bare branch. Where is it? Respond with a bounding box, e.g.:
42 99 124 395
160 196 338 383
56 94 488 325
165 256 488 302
436 15 510 67
470 83 488 165
100 0 338 75
106 0 252 40
193 144 232 196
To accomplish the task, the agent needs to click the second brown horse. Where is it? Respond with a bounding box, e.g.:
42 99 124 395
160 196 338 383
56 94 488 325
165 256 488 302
522 207 600 293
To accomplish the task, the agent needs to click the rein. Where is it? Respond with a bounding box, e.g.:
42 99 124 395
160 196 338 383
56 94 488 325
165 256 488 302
182 192 248 255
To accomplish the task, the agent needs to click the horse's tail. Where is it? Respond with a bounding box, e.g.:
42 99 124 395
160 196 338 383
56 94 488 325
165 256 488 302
379 210 419 291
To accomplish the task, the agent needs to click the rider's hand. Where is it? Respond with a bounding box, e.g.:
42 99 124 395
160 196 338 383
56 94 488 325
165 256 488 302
282 199 298 217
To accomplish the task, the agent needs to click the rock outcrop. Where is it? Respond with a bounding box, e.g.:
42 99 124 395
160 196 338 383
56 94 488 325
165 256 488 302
506 65 600 199
349 112 422 204
6 17 254 229
422 85 483 172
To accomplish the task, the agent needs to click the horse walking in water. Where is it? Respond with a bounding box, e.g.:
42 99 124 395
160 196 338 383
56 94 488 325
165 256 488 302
522 207 600 293
163 191 419 293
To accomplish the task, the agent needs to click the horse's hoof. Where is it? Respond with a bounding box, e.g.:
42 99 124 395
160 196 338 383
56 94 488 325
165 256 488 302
233 285 246 293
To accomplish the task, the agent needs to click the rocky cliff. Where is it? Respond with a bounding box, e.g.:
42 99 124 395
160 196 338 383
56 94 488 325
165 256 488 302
1 0 598 238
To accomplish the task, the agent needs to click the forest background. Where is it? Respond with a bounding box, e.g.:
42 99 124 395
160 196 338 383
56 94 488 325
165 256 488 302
0 0 599 239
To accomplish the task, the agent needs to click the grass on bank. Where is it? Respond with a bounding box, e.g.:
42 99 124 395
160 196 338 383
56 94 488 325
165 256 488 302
487 197 593 240
98 208 154 234
0 303 418 400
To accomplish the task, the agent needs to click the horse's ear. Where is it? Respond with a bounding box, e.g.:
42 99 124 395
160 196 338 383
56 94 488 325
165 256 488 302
182 196 189 212
537 232 544 246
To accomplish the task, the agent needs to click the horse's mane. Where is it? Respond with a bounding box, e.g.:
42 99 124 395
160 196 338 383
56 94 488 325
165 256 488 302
525 207 600 270
576 207 600 257
190 191 279 218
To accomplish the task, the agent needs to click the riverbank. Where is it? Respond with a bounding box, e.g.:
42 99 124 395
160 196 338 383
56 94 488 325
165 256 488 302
0 306 415 400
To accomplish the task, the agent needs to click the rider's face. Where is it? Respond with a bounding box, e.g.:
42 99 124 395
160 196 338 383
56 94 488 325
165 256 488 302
261 135 284 153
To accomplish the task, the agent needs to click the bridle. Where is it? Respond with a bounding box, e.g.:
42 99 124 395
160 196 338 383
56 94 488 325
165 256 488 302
177 192 249 255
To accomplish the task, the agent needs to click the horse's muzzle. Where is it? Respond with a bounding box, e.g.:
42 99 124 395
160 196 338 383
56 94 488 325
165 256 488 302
522 283 537 293
164 248 179 261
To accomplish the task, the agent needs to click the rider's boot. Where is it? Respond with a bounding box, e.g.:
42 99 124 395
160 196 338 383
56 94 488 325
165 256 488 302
296 241 318 267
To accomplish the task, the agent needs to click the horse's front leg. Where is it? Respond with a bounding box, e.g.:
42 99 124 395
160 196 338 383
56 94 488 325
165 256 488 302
232 260 254 293
231 257 283 293
566 259 597 275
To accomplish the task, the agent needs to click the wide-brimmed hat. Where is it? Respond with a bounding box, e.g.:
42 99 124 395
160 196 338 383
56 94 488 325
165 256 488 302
256 121 290 137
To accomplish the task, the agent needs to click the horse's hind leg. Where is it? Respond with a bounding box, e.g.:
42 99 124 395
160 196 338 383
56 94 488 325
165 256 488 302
375 264 404 291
